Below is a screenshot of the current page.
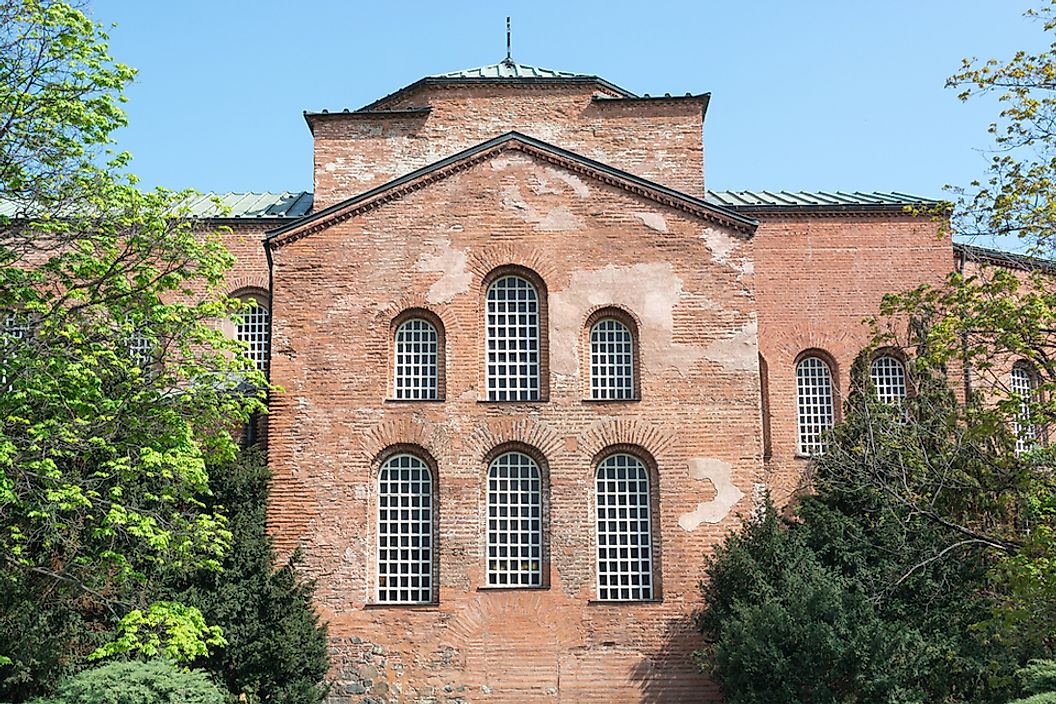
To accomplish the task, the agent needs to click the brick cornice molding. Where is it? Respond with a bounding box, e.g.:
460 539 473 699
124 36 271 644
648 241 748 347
265 133 757 251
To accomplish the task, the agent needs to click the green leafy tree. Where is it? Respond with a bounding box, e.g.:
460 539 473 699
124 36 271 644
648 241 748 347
0 0 266 697
29 659 227 704
157 450 330 704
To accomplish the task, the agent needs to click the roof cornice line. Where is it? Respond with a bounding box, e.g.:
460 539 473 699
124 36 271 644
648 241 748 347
265 132 756 250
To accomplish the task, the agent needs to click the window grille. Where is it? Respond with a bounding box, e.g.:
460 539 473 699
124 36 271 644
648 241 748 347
377 454 433 604
596 453 653 601
237 302 270 375
128 330 154 368
590 318 634 400
796 356 835 455
486 275 540 401
394 318 438 400
1 312 29 388
486 452 542 586
1012 363 1040 454
870 355 907 405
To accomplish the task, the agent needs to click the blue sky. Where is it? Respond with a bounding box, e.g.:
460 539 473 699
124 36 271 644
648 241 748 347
94 0 1041 208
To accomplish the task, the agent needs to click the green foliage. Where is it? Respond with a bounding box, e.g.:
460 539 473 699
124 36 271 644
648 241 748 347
29 660 226 704
699 358 1034 703
157 450 330 704
698 502 928 704
0 0 269 692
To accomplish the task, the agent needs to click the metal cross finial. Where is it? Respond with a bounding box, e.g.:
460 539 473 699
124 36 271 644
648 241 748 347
505 17 512 63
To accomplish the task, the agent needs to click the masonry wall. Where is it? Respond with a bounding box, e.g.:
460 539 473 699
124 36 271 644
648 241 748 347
310 84 706 208
266 150 762 703
751 212 952 501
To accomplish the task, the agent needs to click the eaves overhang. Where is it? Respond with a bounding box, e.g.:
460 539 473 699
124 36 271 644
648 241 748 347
265 131 758 250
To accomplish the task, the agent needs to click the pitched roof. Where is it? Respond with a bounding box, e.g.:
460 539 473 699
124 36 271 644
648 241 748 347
158 189 941 220
265 131 759 249
177 191 314 219
432 60 583 79
706 190 942 211
355 62 636 113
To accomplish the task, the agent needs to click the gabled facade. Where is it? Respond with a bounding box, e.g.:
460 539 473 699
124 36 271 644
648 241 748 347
174 59 957 702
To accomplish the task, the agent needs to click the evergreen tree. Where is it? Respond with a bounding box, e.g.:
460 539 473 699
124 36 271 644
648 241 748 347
160 450 330 704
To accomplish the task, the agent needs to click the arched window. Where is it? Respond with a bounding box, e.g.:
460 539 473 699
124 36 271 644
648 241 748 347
590 317 635 400
870 355 907 405
596 453 653 601
486 275 540 401
1012 362 1040 454
394 318 439 400
486 451 542 587
377 454 434 604
236 298 270 375
796 355 835 456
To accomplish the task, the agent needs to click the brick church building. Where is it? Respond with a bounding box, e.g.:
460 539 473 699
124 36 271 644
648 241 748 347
182 58 1005 702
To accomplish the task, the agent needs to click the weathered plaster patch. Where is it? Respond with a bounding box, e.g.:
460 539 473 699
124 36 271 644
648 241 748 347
549 263 707 377
679 458 744 530
634 212 668 233
700 225 741 267
415 238 472 304
702 318 758 372
500 185 584 232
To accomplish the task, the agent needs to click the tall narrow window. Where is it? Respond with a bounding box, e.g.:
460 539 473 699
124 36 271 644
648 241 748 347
1012 362 1040 454
486 275 539 401
394 318 438 400
870 355 907 405
596 453 653 601
590 318 635 400
377 454 434 604
796 356 835 455
237 300 270 375
486 451 542 587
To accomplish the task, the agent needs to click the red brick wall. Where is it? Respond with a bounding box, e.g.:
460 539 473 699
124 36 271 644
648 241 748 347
311 85 706 209
267 150 761 702
751 213 952 501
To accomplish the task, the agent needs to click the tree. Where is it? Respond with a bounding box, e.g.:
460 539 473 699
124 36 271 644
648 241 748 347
29 659 227 704
0 0 266 696
156 450 330 704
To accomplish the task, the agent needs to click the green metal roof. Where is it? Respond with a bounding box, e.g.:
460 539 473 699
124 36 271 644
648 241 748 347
1 190 943 220
431 59 584 79
706 191 942 209
177 192 313 219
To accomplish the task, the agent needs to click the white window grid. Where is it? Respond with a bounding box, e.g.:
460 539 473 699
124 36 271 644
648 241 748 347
590 318 634 400
377 454 433 604
796 356 835 456
128 330 154 368
596 453 653 601
1012 364 1040 454
486 275 540 401
1 312 30 389
870 356 907 405
487 452 542 587
237 302 270 375
394 318 438 400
